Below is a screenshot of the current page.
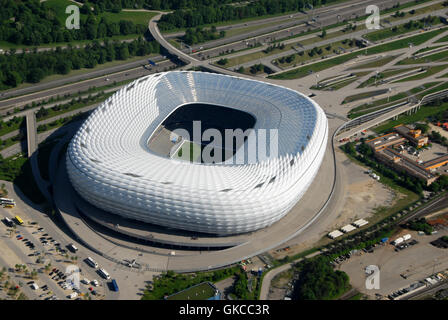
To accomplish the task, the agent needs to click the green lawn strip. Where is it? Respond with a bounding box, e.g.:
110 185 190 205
35 92 113 123
0 117 25 137
398 49 448 65
348 55 400 70
364 19 441 43
274 39 361 69
373 103 448 134
343 89 389 104
0 135 24 152
357 68 417 88
396 64 448 82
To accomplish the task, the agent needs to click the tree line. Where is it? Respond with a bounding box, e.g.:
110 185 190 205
0 38 160 90
0 0 147 46
157 0 343 31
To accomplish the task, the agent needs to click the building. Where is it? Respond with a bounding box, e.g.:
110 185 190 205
366 124 439 185
67 71 328 235
374 147 437 186
366 133 405 152
394 125 428 147
422 154 448 170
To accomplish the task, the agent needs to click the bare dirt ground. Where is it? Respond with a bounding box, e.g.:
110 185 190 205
271 158 398 260
267 269 294 300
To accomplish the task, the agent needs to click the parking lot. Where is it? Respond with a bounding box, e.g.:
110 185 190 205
338 228 448 299
0 208 114 300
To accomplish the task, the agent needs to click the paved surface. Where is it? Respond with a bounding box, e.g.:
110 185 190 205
25 112 37 158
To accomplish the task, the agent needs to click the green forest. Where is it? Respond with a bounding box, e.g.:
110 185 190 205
0 0 148 46
0 38 160 90
292 256 350 300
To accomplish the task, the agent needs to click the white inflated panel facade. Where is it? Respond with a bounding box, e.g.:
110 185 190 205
66 71 328 235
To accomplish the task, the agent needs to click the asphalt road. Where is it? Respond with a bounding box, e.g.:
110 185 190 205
184 0 420 60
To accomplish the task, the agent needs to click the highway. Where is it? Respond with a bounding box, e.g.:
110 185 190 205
178 0 421 60
0 59 175 114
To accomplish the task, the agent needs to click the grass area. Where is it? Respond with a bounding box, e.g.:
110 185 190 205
172 140 202 162
142 267 239 300
342 89 389 104
347 82 441 119
274 39 362 69
217 43 293 68
398 49 448 64
167 282 216 300
44 0 156 25
1 53 155 95
36 92 113 123
348 55 400 70
357 68 420 88
0 154 46 204
270 28 447 80
98 11 157 25
364 18 441 43
373 103 448 134
396 65 448 82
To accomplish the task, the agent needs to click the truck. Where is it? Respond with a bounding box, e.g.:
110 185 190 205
403 234 412 241
14 216 24 225
3 217 14 227
67 243 78 253
393 237 404 245
110 279 119 292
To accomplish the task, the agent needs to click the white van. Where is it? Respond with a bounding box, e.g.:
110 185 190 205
98 268 110 280
85 257 98 268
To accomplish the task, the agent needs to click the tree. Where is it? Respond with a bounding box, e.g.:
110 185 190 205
320 29 327 38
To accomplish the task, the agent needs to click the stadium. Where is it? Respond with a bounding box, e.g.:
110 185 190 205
66 71 328 235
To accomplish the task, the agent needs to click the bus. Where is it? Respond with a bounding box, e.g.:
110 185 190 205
14 216 24 225
98 268 111 280
3 203 15 208
85 257 98 269
110 279 119 292
3 217 14 227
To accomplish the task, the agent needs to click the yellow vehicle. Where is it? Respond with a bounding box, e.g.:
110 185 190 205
14 216 24 225
3 203 15 208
